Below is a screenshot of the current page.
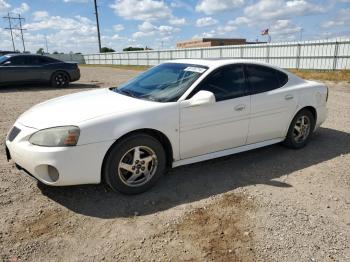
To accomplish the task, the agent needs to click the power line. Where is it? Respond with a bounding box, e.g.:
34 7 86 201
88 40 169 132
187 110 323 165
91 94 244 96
3 12 26 52
94 0 102 53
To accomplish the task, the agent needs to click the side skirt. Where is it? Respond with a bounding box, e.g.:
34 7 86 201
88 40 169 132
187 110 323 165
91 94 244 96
172 138 284 168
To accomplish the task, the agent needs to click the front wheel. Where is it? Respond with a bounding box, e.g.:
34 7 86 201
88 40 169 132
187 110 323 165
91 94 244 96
283 109 315 149
103 134 166 194
51 71 70 88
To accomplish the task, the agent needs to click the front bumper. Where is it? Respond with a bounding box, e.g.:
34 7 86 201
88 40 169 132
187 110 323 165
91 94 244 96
5 122 113 186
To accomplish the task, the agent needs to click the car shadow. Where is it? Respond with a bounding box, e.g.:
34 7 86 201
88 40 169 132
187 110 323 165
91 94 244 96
38 127 350 218
0 82 100 93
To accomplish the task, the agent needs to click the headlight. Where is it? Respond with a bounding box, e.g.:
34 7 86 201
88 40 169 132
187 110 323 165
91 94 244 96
29 126 80 147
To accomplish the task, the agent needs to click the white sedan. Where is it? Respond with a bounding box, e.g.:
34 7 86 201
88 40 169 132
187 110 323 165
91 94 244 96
5 59 328 194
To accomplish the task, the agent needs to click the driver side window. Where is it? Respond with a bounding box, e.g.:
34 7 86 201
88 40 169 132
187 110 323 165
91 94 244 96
9 56 27 65
188 65 246 102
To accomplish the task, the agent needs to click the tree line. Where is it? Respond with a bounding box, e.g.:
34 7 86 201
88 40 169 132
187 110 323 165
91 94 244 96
35 46 153 55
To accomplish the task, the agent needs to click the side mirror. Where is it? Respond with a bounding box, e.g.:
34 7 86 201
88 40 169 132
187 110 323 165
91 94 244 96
184 90 216 107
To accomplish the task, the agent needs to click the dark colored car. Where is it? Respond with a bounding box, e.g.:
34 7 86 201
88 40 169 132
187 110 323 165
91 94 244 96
0 54 80 87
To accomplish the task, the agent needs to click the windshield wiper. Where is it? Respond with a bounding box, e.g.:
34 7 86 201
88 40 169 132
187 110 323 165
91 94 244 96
115 88 137 98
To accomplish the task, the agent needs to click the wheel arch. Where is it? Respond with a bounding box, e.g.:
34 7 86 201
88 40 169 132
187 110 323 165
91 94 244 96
298 106 317 123
287 105 317 135
101 128 174 180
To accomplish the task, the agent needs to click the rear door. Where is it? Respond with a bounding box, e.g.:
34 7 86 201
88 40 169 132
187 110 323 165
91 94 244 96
245 64 298 144
24 56 53 82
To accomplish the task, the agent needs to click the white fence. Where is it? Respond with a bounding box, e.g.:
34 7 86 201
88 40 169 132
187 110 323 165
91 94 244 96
48 53 85 64
83 38 350 70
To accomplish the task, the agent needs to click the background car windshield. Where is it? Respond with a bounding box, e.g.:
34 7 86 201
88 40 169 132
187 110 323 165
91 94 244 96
116 63 208 102
0 56 9 64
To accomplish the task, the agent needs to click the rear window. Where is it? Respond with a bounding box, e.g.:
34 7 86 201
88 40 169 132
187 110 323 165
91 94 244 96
277 71 288 87
245 65 288 95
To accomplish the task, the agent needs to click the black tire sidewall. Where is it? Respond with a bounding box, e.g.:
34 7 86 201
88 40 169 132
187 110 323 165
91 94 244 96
104 134 166 194
285 109 315 149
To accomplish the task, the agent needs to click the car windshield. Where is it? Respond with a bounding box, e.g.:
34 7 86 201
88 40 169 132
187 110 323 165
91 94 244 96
0 55 9 64
112 63 208 102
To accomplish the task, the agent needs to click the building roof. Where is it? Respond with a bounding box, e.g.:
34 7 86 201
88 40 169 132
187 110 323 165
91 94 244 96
177 38 246 43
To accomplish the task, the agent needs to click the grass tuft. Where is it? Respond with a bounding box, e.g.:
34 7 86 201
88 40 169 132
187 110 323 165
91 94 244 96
288 69 350 82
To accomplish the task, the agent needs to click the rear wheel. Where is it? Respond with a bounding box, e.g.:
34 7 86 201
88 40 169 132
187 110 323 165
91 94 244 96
51 71 69 88
103 134 166 194
283 109 315 149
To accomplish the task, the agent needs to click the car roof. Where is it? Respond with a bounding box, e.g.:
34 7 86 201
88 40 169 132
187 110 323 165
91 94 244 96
4 53 48 58
167 58 304 83
168 58 284 70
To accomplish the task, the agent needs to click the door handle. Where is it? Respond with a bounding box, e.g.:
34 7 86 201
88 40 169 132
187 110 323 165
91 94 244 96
285 94 294 100
234 104 246 111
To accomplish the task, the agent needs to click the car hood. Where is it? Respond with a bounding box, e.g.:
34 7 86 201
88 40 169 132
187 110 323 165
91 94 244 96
18 88 157 129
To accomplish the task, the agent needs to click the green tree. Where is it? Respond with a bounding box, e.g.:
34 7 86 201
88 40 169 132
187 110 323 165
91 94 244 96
123 46 144 52
53 51 59 54
36 48 45 55
101 47 115 53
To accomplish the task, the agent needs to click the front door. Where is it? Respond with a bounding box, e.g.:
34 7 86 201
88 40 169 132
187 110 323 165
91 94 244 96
179 64 251 159
0 56 29 83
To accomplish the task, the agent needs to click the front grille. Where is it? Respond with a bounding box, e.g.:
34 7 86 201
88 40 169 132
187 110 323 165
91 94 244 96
7 126 21 142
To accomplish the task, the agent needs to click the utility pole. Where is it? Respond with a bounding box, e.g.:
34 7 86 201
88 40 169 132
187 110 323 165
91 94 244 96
94 0 102 53
3 12 26 52
299 28 304 42
18 14 26 52
45 34 49 54
3 12 16 51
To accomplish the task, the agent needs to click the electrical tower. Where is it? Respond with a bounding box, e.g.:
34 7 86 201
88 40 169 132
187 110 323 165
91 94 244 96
3 12 26 52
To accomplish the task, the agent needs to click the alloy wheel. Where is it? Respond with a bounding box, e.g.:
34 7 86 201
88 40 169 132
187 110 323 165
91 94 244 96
55 73 68 86
293 115 311 143
118 146 158 187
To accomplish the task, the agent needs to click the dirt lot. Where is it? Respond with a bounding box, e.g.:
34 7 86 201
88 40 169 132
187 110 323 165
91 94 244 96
0 66 349 261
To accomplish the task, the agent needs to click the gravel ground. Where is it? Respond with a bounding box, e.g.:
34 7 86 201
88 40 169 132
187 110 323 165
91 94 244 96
0 66 349 261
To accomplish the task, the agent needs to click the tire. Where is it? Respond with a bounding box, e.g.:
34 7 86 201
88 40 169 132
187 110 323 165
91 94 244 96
103 134 167 194
283 109 315 149
51 71 70 88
